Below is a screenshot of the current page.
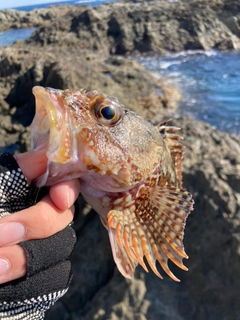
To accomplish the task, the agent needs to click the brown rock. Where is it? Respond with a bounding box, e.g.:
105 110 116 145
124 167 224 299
20 1 240 54
1 0 240 54
0 5 78 31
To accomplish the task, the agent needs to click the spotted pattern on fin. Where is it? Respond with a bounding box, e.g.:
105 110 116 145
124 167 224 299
107 185 194 281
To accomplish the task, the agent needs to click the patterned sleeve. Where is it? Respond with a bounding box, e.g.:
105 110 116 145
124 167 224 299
0 153 76 320
0 152 38 217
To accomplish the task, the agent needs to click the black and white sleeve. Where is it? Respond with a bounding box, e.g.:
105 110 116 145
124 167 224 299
0 153 76 320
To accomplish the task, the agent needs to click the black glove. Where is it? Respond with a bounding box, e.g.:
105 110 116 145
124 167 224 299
0 153 76 320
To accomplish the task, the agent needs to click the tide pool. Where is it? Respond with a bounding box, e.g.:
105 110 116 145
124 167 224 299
0 28 36 46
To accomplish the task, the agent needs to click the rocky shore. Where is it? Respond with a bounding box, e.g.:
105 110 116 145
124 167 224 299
0 0 240 319
1 0 240 54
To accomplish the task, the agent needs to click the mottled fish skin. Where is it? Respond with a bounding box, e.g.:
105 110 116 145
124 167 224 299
31 86 194 281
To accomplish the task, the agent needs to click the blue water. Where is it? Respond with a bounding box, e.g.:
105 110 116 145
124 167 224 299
0 28 36 46
10 0 116 11
136 51 240 135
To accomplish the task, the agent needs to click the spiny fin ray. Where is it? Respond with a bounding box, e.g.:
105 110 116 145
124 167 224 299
107 185 193 281
158 121 184 188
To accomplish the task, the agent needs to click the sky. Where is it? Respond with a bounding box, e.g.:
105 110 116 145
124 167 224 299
0 0 71 10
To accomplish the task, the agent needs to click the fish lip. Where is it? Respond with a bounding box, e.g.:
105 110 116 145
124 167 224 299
31 86 52 151
32 86 58 123
31 86 68 161
31 86 82 187
32 86 62 128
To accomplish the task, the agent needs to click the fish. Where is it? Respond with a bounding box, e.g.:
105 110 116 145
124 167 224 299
31 86 194 281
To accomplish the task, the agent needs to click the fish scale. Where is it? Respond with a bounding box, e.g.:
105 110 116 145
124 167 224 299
31 86 194 281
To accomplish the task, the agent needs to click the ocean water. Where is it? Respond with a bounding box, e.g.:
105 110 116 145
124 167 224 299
10 0 116 11
0 28 36 45
136 51 240 135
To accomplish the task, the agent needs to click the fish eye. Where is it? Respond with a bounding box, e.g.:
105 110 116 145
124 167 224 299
93 98 122 126
100 105 116 120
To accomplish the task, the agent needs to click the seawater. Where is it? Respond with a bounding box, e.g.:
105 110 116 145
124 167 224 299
136 51 240 135
0 28 36 46
10 0 116 11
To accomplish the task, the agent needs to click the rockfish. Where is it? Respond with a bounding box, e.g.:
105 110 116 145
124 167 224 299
31 86 194 281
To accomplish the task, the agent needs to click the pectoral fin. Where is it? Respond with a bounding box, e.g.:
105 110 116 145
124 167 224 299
107 185 194 281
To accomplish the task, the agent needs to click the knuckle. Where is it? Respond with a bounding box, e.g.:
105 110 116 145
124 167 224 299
32 202 55 238
22 197 74 240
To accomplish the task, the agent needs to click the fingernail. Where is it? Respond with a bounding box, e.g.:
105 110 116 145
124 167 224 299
0 222 26 246
0 259 9 276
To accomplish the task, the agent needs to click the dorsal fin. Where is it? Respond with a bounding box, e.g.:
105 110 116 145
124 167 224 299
158 120 184 188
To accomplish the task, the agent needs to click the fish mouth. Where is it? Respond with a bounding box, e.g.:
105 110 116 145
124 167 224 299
31 86 75 164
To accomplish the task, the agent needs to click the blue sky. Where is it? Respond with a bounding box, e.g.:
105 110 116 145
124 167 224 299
0 0 71 10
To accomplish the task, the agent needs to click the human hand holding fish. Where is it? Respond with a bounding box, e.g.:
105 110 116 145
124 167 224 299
0 148 80 318
0 149 80 284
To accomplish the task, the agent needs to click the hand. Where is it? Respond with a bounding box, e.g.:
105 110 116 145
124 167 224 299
0 150 80 285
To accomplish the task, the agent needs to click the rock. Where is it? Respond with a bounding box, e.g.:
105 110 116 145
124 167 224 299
44 116 240 320
9 1 239 54
0 5 78 31
1 1 240 54
0 114 25 153
0 9 26 30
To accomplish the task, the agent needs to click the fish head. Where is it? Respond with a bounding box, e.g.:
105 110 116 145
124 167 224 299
31 86 164 189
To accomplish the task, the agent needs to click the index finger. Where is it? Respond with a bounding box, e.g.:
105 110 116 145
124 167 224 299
0 194 75 246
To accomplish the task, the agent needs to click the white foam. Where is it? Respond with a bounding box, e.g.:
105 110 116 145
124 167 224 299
158 61 182 69
164 50 217 58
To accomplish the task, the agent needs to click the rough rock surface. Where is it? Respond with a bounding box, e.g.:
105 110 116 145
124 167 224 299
1 0 240 54
0 5 75 31
25 1 240 54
